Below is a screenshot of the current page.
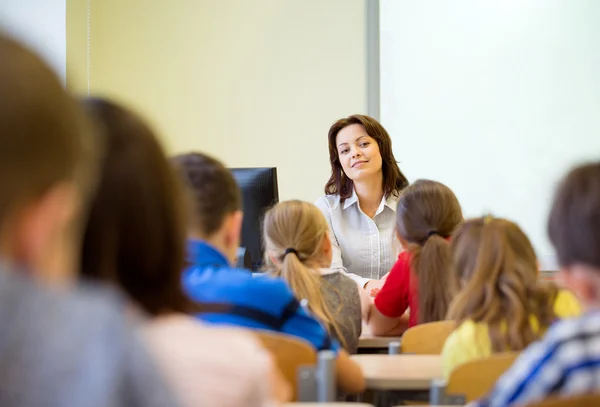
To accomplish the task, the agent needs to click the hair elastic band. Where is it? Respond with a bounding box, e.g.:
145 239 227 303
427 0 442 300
427 230 440 238
283 248 298 257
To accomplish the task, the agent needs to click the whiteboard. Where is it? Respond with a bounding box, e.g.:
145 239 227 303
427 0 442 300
380 0 600 269
0 0 66 83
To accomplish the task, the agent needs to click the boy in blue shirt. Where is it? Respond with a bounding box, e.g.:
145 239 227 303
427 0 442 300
471 162 600 406
172 152 365 394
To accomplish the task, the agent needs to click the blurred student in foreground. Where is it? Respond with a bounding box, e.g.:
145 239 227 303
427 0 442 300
0 34 179 406
80 97 289 407
471 162 600 406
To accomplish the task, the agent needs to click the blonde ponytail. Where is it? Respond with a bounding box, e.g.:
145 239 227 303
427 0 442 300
264 200 348 349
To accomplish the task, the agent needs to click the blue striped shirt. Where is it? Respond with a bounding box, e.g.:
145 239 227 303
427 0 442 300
473 311 600 407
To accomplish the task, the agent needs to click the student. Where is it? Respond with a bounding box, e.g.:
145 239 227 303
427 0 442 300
0 35 179 406
263 200 371 354
471 162 600 406
173 152 366 394
368 179 463 335
442 217 580 378
315 114 409 290
80 98 289 407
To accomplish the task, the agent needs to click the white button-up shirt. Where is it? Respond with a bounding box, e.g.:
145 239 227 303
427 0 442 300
315 190 400 288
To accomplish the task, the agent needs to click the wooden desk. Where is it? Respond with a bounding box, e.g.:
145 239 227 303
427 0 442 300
359 324 402 349
358 334 403 349
351 354 443 391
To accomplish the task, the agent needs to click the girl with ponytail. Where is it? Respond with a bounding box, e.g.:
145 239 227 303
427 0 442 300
368 179 463 335
263 200 366 392
441 217 581 378
263 200 369 354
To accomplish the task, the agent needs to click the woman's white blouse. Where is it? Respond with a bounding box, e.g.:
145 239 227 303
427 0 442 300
315 190 400 287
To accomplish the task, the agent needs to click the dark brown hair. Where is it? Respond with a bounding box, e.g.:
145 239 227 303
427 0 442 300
448 217 558 353
171 153 242 238
396 179 463 323
80 98 194 316
548 162 600 269
0 35 99 228
324 114 408 201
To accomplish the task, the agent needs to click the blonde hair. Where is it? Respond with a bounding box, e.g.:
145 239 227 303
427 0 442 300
396 180 463 323
447 217 558 352
263 200 347 349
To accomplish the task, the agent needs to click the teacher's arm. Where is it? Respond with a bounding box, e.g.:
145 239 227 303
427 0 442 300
315 197 371 288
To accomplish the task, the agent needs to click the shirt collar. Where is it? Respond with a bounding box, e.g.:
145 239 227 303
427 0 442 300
342 189 359 210
186 239 230 267
342 188 399 215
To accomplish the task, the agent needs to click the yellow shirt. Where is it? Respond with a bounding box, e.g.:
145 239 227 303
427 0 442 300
441 290 581 378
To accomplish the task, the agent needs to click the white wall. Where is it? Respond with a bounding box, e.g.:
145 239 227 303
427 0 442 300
0 0 66 82
380 0 600 268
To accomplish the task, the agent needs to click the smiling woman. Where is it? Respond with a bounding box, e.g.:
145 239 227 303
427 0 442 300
315 114 409 292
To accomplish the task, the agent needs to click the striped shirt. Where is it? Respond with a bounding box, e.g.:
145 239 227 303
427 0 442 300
315 190 400 287
472 310 600 407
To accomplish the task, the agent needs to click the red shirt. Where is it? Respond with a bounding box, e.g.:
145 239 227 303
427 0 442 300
374 251 419 327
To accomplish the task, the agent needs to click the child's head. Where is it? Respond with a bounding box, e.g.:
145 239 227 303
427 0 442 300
448 217 557 352
80 97 193 316
263 200 332 270
263 200 344 346
396 179 463 323
0 35 100 284
548 161 600 309
171 153 243 265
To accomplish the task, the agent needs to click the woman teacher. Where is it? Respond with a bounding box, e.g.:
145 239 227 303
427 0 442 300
315 114 409 292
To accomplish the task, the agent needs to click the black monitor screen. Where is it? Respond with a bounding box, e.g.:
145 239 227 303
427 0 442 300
229 167 279 270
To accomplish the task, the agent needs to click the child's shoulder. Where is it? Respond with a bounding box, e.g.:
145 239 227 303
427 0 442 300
553 289 582 318
387 250 413 278
442 319 493 377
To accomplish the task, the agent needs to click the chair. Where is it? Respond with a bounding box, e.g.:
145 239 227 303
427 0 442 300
255 330 317 401
524 393 600 407
400 321 456 354
431 351 519 404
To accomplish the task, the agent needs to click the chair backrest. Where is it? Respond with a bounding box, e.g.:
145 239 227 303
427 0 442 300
400 320 456 354
445 351 519 403
256 330 317 400
525 393 600 407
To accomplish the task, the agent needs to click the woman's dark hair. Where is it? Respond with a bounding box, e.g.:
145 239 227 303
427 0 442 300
548 161 600 269
80 97 195 316
170 152 242 238
396 179 463 323
324 114 408 201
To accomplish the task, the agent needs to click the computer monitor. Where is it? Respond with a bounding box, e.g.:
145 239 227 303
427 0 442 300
229 167 279 270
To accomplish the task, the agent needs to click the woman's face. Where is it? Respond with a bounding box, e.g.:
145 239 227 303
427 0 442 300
335 124 382 182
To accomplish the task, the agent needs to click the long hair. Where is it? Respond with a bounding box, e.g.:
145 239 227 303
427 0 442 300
80 98 196 316
324 114 408 201
448 217 558 352
263 200 347 349
396 179 463 323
